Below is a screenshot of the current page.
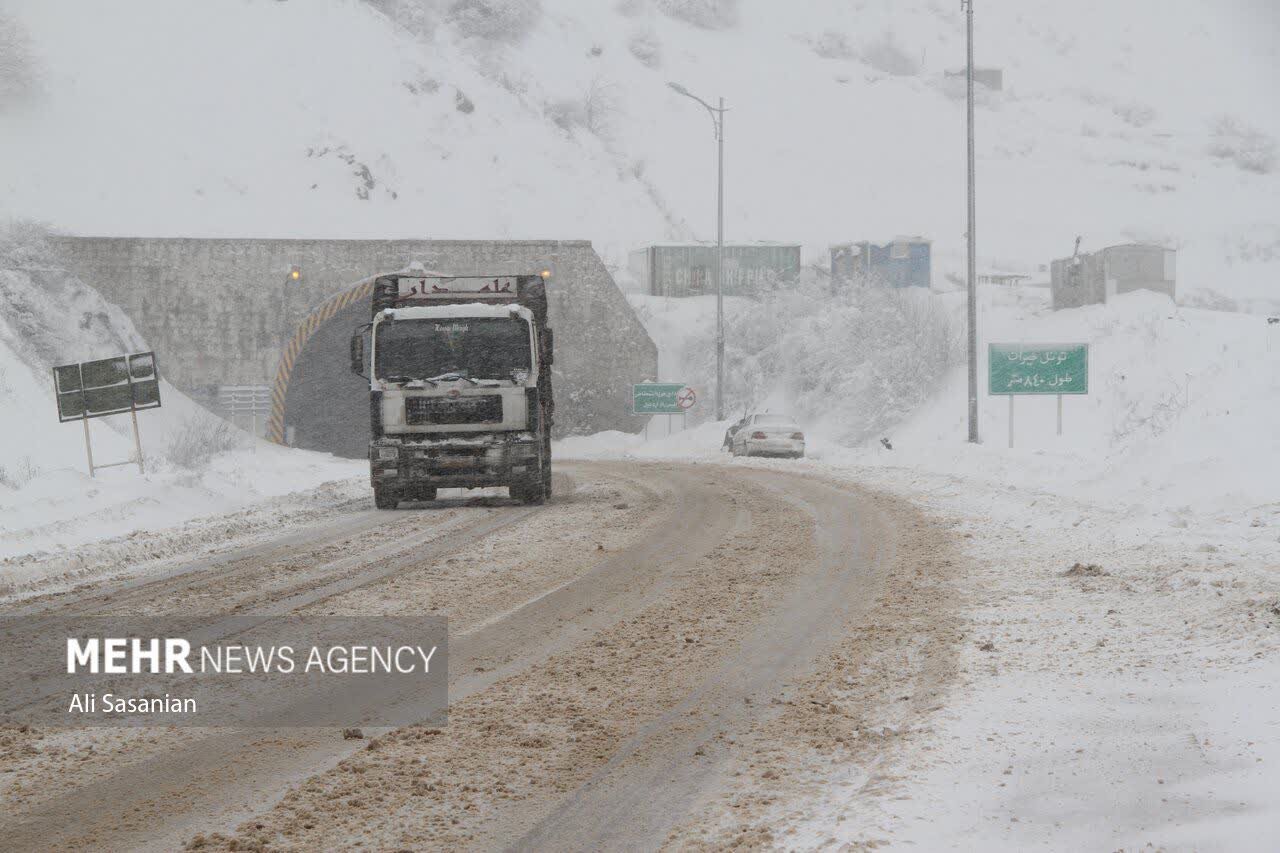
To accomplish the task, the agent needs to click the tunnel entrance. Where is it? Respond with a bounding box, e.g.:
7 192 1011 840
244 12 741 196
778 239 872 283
269 280 376 459
282 298 370 458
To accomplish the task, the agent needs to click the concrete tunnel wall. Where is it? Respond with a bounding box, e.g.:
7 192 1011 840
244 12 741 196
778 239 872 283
48 238 658 456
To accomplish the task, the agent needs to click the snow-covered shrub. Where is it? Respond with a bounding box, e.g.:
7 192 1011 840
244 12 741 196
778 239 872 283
0 456 39 490
656 0 738 30
545 99 582 132
546 78 620 140
811 30 856 61
165 413 241 470
446 0 541 43
1112 99 1156 128
0 219 54 268
858 31 919 76
0 14 39 108
1207 116 1277 175
679 271 962 445
615 0 647 18
628 28 662 68
365 0 440 38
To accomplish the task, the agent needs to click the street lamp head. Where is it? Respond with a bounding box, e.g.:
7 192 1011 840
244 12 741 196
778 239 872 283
667 81 690 96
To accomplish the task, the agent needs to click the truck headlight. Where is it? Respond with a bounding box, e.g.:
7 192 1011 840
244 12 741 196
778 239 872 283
377 447 398 461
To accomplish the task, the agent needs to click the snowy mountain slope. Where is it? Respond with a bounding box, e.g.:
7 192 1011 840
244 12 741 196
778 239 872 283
0 0 675 247
1 0 1275 302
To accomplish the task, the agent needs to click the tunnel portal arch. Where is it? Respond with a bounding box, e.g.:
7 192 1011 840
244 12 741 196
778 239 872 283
269 277 373 455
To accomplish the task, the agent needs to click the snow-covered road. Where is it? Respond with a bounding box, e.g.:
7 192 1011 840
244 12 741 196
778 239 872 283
0 461 951 851
0 452 1274 851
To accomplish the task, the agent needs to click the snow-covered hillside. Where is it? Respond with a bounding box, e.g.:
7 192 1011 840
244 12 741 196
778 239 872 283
889 286 1280 515
1 0 1276 305
0 228 362 580
619 279 1280 521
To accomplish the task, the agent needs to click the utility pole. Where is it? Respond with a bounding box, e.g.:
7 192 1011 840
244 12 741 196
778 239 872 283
964 0 979 443
668 82 728 421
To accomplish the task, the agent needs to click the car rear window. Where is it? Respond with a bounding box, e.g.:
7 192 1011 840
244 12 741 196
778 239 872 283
754 415 795 426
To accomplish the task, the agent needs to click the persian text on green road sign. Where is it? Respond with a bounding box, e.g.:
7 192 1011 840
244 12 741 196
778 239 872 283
988 343 1088 395
632 383 694 414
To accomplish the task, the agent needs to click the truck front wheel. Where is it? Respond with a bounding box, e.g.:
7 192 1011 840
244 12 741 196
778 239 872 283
373 485 400 510
510 478 546 505
541 437 553 498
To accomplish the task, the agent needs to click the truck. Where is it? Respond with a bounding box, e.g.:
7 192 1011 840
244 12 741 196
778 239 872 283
349 270 554 509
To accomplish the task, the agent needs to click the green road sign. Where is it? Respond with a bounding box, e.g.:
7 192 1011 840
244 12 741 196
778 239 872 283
632 383 696 415
989 343 1088 395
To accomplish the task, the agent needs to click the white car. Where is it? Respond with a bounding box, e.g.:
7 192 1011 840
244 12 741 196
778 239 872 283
730 413 805 459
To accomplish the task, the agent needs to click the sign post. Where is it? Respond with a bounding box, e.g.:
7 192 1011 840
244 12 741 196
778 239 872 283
54 351 162 476
988 343 1088 448
633 383 696 440
1008 395 1015 449
130 408 146 474
81 416 95 475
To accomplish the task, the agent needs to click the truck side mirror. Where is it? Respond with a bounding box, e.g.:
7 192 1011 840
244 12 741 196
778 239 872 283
350 324 370 378
543 327 554 367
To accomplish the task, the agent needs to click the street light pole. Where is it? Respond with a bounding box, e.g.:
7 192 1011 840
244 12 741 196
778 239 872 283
715 96 725 423
668 82 728 421
964 0 979 443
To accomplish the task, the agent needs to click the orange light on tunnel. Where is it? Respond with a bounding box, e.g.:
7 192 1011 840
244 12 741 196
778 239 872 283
289 265 302 283
540 269 552 279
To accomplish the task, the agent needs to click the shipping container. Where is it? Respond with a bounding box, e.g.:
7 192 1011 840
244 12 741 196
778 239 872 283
830 237 932 289
628 243 801 298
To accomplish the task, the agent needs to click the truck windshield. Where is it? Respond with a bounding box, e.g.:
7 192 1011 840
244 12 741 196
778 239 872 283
375 317 531 381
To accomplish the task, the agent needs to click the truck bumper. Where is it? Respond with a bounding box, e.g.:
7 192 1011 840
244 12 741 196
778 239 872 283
370 434 541 489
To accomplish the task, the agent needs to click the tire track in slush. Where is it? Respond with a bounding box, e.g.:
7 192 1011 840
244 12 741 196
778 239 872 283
207 464 897 853
0 482 572 852
508 469 893 851
0 465 715 852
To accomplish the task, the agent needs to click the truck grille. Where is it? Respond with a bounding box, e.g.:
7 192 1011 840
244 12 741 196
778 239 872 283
406 395 503 426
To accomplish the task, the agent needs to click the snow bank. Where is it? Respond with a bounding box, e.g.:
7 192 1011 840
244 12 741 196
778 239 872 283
556 419 726 461
880 287 1280 515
